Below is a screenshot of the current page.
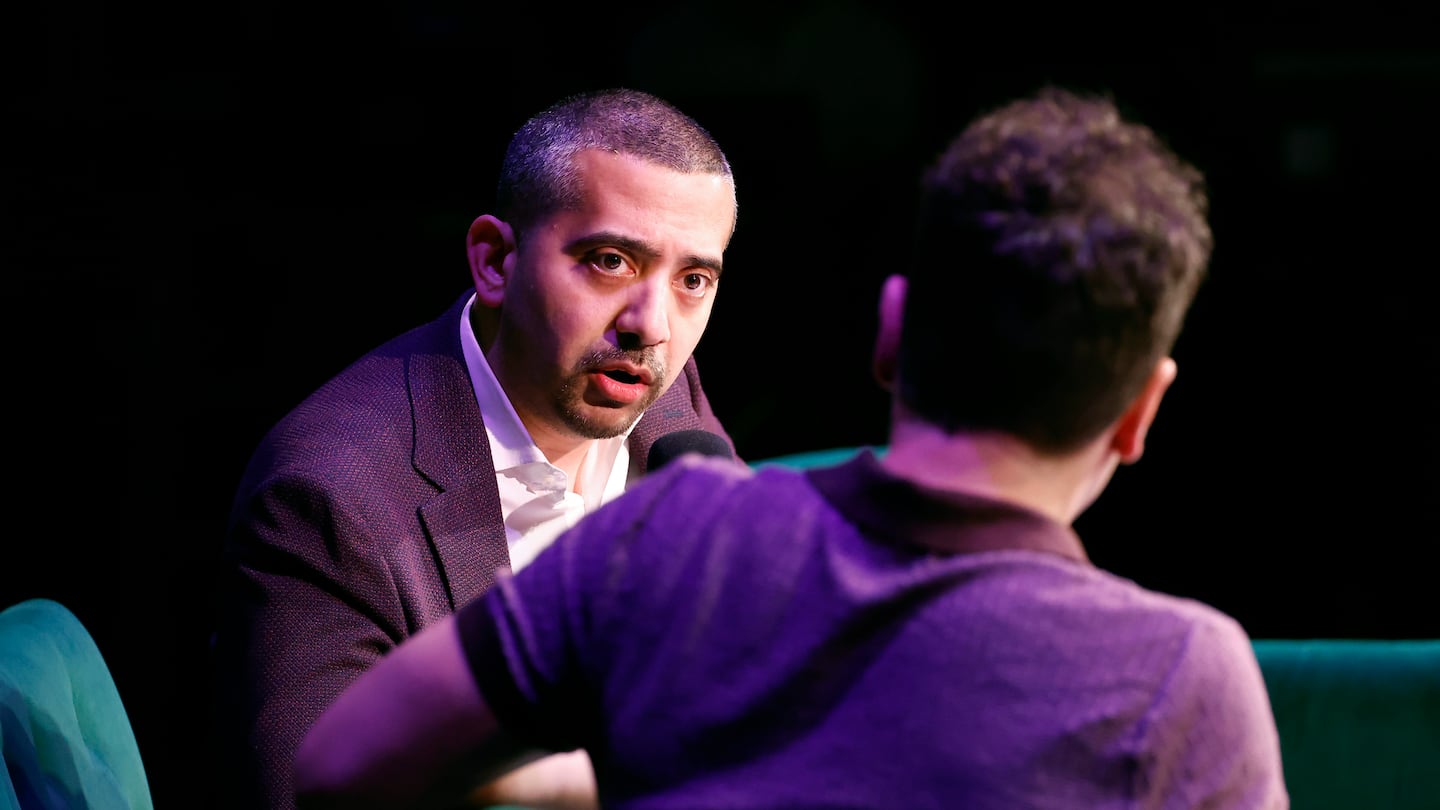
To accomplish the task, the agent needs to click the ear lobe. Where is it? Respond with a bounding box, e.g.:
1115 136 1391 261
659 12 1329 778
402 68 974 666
1112 357 1177 464
467 215 516 307
872 274 907 390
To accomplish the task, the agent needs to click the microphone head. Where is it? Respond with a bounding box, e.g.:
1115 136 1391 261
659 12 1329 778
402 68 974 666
646 429 735 472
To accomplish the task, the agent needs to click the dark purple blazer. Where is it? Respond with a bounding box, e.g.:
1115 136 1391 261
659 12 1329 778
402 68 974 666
210 291 734 809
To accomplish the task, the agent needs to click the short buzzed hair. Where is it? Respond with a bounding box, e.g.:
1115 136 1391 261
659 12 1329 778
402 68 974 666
496 87 736 240
899 86 1213 453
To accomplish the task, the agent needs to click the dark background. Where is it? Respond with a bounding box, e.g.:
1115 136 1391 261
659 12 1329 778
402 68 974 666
7 2 1438 805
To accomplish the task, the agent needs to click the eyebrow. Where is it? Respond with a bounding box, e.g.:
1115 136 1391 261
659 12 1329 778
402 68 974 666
564 231 724 277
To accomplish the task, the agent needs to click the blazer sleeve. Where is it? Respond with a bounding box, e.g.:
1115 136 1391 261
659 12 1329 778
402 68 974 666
212 294 507 810
212 469 425 810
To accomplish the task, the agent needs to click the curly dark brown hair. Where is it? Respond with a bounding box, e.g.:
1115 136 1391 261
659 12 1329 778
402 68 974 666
899 86 1213 453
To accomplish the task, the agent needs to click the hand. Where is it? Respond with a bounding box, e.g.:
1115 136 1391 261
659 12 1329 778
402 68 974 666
468 750 598 810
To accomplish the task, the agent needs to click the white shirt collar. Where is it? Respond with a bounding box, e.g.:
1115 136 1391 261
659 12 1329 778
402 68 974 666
460 296 550 476
458 293 635 568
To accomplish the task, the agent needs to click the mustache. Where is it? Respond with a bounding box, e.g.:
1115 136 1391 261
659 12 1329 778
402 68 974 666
576 346 665 380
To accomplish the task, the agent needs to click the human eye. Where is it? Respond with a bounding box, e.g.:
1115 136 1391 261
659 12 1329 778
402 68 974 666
675 270 717 299
588 250 634 278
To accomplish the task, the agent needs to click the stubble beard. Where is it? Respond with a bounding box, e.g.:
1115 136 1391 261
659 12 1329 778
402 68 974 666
553 348 667 440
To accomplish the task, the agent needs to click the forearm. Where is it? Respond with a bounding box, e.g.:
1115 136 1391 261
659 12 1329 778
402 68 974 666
296 615 555 810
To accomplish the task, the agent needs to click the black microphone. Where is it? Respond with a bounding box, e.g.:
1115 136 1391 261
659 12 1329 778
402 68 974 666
645 429 735 472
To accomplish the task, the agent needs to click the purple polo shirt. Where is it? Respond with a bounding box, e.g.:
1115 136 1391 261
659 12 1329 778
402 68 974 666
459 449 1287 809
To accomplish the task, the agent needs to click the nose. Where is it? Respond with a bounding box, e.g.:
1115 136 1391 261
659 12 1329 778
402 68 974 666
614 279 671 351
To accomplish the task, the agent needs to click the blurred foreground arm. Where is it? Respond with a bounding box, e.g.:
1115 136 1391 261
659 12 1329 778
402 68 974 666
468 750 597 810
293 613 596 810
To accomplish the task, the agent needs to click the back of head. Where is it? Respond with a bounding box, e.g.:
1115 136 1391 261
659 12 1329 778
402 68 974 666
496 87 736 241
898 86 1213 453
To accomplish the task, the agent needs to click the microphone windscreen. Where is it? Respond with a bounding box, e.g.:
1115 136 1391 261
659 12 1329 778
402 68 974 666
646 429 734 472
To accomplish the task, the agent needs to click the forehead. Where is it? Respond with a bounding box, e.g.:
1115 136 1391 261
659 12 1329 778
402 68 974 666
559 149 736 252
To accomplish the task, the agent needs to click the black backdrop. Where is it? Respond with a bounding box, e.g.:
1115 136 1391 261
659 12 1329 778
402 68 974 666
8 3 1438 805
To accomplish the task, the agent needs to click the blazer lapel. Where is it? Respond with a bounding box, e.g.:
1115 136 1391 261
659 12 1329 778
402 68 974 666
409 295 512 609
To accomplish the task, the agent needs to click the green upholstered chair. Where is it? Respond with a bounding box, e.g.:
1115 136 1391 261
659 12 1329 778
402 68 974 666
749 446 1440 810
748 444 884 471
1254 639 1440 810
0 598 153 810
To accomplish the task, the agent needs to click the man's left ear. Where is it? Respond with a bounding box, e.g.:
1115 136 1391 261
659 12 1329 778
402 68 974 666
872 274 907 390
1112 356 1178 464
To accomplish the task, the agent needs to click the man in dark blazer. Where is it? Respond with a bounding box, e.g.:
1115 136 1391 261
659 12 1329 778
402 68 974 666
211 87 739 810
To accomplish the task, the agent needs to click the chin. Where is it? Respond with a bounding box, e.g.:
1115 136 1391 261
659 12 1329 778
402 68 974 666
562 404 647 441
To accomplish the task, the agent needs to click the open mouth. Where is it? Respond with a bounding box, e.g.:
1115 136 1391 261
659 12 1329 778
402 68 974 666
602 369 642 385
588 365 650 406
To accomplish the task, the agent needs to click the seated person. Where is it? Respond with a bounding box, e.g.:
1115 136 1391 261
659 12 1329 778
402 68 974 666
292 86 1288 810
210 87 740 809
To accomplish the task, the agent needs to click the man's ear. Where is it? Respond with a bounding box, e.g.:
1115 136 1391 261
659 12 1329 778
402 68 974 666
1112 356 1178 464
872 274 907 391
466 215 517 307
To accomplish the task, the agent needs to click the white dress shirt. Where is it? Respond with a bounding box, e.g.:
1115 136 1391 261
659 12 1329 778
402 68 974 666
460 294 634 571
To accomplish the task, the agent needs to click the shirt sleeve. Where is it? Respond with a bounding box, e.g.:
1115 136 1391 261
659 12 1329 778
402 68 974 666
454 459 711 752
1136 614 1290 809
455 534 602 752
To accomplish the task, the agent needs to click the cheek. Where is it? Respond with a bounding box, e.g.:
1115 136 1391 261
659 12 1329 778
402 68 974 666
542 298 623 365
666 303 714 356
525 273 594 329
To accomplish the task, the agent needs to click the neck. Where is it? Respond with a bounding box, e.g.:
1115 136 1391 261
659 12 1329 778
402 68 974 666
878 418 1118 526
525 426 594 494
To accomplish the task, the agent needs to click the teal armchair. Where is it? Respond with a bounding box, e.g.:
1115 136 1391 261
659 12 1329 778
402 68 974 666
0 598 153 810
